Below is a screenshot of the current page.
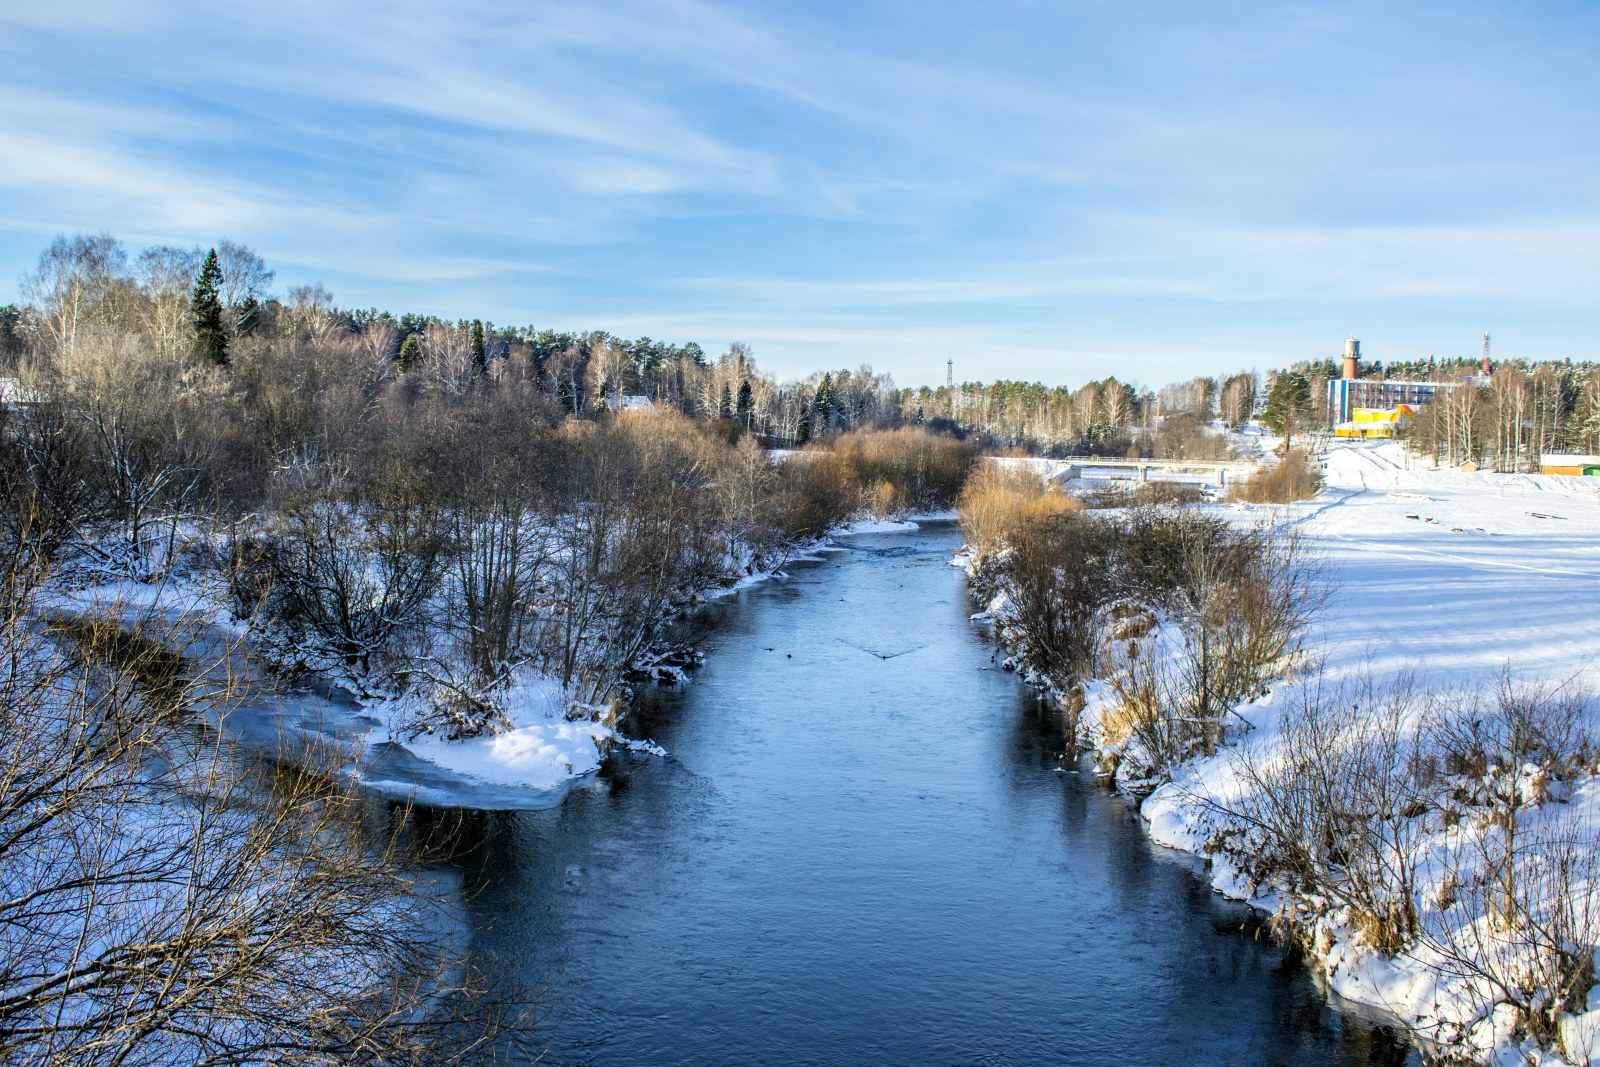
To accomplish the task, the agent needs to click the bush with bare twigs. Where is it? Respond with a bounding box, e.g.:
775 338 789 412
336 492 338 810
1205 669 1600 1062
955 463 1076 564
0 561 525 1065
1104 519 1328 776
1076 480 1208 510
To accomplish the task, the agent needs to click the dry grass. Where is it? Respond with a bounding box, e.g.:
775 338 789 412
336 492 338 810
956 463 1076 561
1227 449 1322 503
811 427 980 515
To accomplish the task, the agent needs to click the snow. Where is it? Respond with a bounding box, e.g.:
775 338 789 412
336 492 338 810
1129 441 1600 1064
41 571 661 810
1274 442 1600 685
374 676 612 792
830 510 957 536
832 517 920 534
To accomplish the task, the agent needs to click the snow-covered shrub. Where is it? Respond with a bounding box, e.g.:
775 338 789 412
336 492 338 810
1104 517 1327 774
1210 672 1431 954
1422 676 1600 1050
1207 669 1600 1061
1000 508 1120 686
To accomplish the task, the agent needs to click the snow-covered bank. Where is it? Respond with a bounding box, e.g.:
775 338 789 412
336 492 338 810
47 529 828 809
1147 443 1600 1064
966 441 1600 1064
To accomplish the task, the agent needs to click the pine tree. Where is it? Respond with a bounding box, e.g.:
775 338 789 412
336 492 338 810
191 248 228 367
1263 370 1312 451
718 383 732 420
470 319 487 377
1570 371 1600 451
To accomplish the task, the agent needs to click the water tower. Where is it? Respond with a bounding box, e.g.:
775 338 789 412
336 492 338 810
1341 337 1360 380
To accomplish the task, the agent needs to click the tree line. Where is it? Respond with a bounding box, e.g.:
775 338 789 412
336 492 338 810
4 234 1288 463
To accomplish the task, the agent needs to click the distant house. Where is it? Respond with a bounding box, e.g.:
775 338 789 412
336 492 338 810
1538 453 1600 476
605 395 656 414
1333 404 1414 440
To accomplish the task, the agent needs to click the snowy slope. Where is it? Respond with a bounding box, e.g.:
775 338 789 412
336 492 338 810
1141 441 1600 1065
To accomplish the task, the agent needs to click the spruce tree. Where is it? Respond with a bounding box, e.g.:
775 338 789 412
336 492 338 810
470 319 487 377
815 373 835 431
718 383 732 420
191 248 228 367
1263 370 1312 451
736 380 753 428
397 333 422 373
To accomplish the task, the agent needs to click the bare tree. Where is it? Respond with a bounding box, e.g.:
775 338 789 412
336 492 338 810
215 239 274 335
253 465 445 692
134 244 202 360
19 233 128 358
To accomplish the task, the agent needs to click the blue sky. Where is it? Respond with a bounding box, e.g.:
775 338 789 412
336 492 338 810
2 1 1597 387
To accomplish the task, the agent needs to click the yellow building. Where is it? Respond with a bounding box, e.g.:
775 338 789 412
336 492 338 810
1539 453 1600 476
1334 405 1414 439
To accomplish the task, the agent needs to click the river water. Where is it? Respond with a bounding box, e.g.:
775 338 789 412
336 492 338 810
432 524 1414 1066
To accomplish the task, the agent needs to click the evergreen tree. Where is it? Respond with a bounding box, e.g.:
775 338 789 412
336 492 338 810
794 407 811 445
815 373 836 431
470 319 487 377
397 332 422 373
736 379 753 428
0 304 22 365
234 295 262 337
718 383 732 420
1262 370 1313 450
1571 371 1600 451
191 248 228 367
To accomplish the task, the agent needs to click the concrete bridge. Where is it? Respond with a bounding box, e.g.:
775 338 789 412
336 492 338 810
989 455 1258 488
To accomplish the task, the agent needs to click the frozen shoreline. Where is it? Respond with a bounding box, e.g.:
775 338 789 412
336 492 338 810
966 440 1600 1064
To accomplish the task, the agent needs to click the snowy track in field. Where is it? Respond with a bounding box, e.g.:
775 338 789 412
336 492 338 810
1294 442 1600 682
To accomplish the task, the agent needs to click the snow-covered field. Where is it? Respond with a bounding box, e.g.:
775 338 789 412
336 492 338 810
1273 442 1600 684
1140 442 1600 1064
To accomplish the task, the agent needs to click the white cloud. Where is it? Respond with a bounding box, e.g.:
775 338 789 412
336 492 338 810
2 0 1597 384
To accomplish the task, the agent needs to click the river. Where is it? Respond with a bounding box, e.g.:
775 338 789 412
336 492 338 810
426 523 1414 1066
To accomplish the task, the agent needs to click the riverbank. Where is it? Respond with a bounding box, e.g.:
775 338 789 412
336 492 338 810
44 509 961 809
965 440 1600 1065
